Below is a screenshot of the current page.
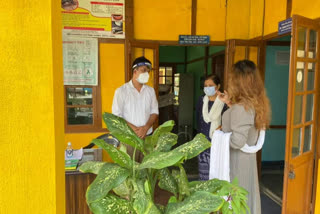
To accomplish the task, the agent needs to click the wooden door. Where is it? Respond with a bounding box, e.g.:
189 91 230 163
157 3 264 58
224 39 266 88
282 15 320 214
126 41 159 95
212 54 225 90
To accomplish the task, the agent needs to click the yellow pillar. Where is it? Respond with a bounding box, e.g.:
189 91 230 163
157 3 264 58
0 1 65 213
315 159 320 213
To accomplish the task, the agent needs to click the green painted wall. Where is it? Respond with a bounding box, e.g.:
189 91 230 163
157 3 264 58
263 45 290 161
186 47 206 130
209 46 225 55
159 46 186 73
159 45 226 130
187 46 206 61
159 46 186 63
272 35 291 41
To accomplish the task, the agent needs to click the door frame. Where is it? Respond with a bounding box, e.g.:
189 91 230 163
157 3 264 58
224 39 266 89
125 40 160 96
281 14 320 214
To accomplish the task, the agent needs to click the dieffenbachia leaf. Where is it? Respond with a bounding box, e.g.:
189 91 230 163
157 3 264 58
144 135 154 154
178 165 190 197
158 168 178 196
165 191 224 214
138 150 184 170
88 195 135 214
113 179 130 199
189 179 228 194
103 112 144 152
154 133 178 152
79 161 105 174
133 180 162 214
151 120 175 146
173 134 211 160
86 163 130 203
92 139 133 169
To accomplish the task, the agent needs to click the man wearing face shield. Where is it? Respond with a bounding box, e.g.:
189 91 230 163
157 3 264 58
112 56 159 161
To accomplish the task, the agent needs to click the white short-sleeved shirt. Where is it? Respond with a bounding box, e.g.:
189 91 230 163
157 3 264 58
112 80 159 134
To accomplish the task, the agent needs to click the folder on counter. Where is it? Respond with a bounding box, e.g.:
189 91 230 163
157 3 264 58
65 159 80 170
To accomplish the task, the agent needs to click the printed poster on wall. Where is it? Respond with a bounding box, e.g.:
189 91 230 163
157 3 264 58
63 36 98 86
61 0 125 38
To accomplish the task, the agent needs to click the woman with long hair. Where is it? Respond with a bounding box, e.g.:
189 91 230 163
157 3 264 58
196 74 228 180
218 60 271 214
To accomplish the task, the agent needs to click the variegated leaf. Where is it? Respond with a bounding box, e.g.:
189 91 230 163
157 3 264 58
158 168 178 196
144 135 154 154
173 134 211 160
89 195 135 214
103 112 144 152
138 150 184 170
86 163 130 203
151 120 175 146
178 165 190 197
165 191 224 214
92 139 132 169
133 180 162 214
154 133 178 152
79 161 106 174
189 179 228 194
113 179 130 199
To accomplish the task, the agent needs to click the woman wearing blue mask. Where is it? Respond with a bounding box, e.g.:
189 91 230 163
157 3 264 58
196 74 228 180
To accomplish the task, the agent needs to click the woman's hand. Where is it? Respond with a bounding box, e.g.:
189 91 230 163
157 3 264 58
217 90 230 104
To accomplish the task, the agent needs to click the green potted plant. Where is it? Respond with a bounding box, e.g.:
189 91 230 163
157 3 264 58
79 112 249 214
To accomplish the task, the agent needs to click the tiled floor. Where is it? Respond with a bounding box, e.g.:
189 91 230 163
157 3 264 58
261 170 284 199
260 168 284 213
261 192 282 214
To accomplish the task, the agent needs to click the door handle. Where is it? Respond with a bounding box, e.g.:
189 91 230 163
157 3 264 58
289 170 295 179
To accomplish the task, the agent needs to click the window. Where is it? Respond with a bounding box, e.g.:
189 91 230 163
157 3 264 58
64 85 103 133
159 65 180 105
174 73 180 105
159 66 174 92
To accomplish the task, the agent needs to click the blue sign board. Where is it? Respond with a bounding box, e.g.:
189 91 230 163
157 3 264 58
278 18 292 35
179 35 210 45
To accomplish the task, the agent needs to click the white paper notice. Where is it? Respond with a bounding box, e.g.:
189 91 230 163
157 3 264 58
65 148 84 160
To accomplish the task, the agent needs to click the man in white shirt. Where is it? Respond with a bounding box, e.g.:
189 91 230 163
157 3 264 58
112 56 159 142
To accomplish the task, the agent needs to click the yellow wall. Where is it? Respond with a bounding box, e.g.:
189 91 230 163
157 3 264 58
197 0 226 41
315 160 320 213
226 0 251 39
249 0 264 39
291 0 320 19
263 0 287 36
0 0 65 213
134 0 191 40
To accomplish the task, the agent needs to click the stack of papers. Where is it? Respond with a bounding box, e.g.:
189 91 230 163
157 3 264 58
65 148 83 170
65 159 79 170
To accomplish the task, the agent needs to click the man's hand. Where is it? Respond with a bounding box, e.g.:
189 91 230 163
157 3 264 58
127 122 139 134
136 126 149 139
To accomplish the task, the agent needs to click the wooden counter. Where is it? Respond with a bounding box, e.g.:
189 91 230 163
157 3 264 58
65 170 96 214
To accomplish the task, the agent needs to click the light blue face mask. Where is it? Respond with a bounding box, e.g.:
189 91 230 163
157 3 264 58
204 86 216 96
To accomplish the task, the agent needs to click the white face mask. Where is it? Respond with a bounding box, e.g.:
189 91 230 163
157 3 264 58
136 72 150 84
204 86 216 96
